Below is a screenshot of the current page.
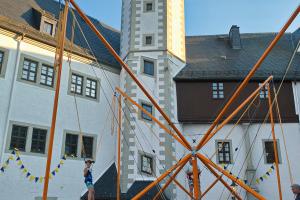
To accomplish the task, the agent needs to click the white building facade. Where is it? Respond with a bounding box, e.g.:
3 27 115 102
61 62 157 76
0 0 299 200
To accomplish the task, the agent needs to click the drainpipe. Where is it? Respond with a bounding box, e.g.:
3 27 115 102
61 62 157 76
0 33 23 162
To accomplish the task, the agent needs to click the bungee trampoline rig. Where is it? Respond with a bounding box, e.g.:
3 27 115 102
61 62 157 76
38 1 300 200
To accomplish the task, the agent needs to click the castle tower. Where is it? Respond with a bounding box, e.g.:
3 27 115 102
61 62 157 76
120 0 186 198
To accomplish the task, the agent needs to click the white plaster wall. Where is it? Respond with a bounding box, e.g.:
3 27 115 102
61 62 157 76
174 122 300 200
120 0 131 58
0 33 120 200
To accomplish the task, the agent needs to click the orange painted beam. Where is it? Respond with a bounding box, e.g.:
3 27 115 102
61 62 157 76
192 156 200 199
200 164 242 200
196 5 300 150
42 2 69 200
197 153 266 200
153 158 189 200
115 87 189 150
132 154 191 200
199 76 273 149
69 0 192 150
267 85 283 200
200 176 220 199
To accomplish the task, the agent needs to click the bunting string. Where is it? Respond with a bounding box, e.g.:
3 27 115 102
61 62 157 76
0 149 67 183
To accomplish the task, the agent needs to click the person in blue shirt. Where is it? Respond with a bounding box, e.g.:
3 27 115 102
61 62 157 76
84 160 95 200
292 184 300 200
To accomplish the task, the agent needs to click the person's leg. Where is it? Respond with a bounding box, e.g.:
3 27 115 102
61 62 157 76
91 188 95 200
88 188 92 200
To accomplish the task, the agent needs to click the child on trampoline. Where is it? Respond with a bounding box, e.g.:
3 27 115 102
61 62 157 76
84 159 95 200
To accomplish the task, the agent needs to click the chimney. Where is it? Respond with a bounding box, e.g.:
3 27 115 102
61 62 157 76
229 25 242 49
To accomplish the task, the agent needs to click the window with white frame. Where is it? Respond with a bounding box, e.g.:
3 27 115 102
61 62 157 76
86 78 97 99
145 35 153 46
141 103 153 121
0 50 4 74
143 60 154 76
212 82 224 99
9 125 28 151
40 64 54 87
263 140 281 164
31 128 47 154
141 154 153 175
8 123 48 155
216 141 232 164
64 132 96 159
42 21 54 35
259 83 268 99
82 136 94 158
21 59 38 82
70 73 83 95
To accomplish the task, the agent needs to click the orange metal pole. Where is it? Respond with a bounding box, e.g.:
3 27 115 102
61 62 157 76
42 1 69 200
200 76 273 148
200 176 221 199
267 84 283 200
132 154 191 200
173 178 194 199
153 158 189 200
200 163 242 200
192 156 200 199
115 87 189 149
69 0 192 150
117 95 122 200
196 5 300 150
197 153 266 200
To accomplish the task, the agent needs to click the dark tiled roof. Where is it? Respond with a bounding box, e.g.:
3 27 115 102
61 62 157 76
81 163 168 200
0 0 121 70
175 32 300 81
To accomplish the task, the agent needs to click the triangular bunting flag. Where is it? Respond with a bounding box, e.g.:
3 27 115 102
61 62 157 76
16 157 20 161
26 172 31 178
20 165 25 169
51 171 56 176
9 156 14 160
55 168 59 173
29 175 35 181
255 179 260 184
263 175 268 179
60 160 64 165
0 167 4 172
12 150 15 155
271 165 275 170
268 168 273 173
57 164 61 168
266 172 270 176
260 177 263 182
49 174 53 179
35 177 39 183
5 159 9 164
2 164 7 169
39 177 44 183
22 169 28 174
235 147 238 152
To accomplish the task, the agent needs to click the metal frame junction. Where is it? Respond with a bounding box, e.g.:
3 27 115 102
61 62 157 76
42 0 300 199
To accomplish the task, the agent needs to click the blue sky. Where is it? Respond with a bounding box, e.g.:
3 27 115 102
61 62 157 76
73 0 300 35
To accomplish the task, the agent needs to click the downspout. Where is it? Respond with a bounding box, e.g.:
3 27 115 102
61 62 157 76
0 33 23 162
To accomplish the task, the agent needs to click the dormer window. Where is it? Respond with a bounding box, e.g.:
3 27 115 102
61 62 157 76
42 21 54 35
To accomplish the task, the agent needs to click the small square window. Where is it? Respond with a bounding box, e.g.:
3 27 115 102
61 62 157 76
217 141 232 164
31 128 47 154
40 64 54 87
143 60 154 76
22 59 38 82
259 83 268 99
86 78 97 99
141 154 153 175
10 125 28 151
82 136 94 158
145 36 153 45
212 82 224 99
146 3 153 11
70 74 83 95
264 140 281 164
141 103 153 121
0 51 4 74
65 133 78 157
43 21 54 35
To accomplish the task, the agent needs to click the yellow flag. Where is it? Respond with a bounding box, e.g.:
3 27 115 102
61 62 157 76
255 179 260 184
49 174 53 179
29 175 35 181
268 168 273 173
55 168 59 173
22 169 28 174
263 175 268 179
60 160 64 165
39 177 44 183
17 160 22 166
8 156 14 160
2 164 7 168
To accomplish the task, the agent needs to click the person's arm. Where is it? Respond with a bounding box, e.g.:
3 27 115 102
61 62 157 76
84 167 88 177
